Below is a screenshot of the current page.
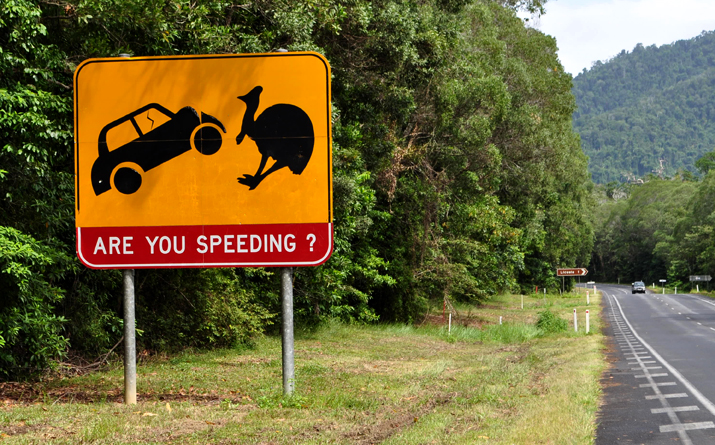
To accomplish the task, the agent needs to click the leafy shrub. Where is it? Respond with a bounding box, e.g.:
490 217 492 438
536 309 567 334
135 268 275 351
0 227 72 377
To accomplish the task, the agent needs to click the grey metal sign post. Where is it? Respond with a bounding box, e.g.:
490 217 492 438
123 269 137 404
281 267 295 395
118 53 137 406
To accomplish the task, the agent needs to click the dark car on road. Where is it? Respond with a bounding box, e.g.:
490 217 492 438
632 281 646 294
91 103 226 195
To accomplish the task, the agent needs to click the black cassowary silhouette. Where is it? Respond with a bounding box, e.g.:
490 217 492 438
235 86 314 190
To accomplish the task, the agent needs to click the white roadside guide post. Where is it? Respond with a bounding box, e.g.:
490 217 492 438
586 291 590 305
573 309 578 332
73 52 333 402
586 310 590 334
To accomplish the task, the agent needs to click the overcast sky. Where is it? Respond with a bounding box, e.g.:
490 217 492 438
526 0 715 76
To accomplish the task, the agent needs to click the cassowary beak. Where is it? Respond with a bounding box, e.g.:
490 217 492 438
238 86 263 103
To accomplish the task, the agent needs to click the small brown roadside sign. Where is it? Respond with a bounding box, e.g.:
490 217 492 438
556 268 588 277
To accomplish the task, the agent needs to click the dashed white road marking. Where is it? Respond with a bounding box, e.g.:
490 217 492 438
652 406 699 414
647 393 689 400
660 422 715 433
640 382 677 388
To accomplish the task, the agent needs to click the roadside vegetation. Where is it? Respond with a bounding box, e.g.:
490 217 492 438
591 173 715 288
0 289 603 444
1 0 593 379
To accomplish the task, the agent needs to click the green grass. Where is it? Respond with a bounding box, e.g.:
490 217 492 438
0 290 604 444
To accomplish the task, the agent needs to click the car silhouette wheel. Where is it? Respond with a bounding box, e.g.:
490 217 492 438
114 167 143 194
192 124 223 155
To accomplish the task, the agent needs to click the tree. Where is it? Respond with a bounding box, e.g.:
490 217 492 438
695 151 715 175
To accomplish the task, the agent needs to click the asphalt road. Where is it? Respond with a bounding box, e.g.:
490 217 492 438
596 284 715 444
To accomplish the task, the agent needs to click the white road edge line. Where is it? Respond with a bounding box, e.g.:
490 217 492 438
611 294 715 417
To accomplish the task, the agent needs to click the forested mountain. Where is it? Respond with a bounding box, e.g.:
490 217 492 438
572 31 715 183
1 0 590 377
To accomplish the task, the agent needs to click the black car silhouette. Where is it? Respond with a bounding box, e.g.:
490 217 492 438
91 103 226 195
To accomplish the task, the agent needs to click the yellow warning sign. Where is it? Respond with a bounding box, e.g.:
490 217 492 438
74 52 332 229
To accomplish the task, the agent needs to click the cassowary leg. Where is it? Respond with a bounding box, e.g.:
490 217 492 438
239 154 270 189
242 160 288 190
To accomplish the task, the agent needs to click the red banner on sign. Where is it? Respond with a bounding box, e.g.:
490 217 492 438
77 223 332 269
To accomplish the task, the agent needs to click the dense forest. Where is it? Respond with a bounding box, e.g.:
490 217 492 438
589 167 715 290
0 0 593 378
572 31 715 183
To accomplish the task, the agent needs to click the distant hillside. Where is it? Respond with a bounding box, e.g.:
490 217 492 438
572 31 715 183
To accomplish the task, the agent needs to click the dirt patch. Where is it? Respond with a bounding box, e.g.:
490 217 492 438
421 313 490 329
138 410 251 443
1 422 46 437
343 394 454 444
0 382 249 406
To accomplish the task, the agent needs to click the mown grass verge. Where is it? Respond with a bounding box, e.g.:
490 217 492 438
0 289 603 444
